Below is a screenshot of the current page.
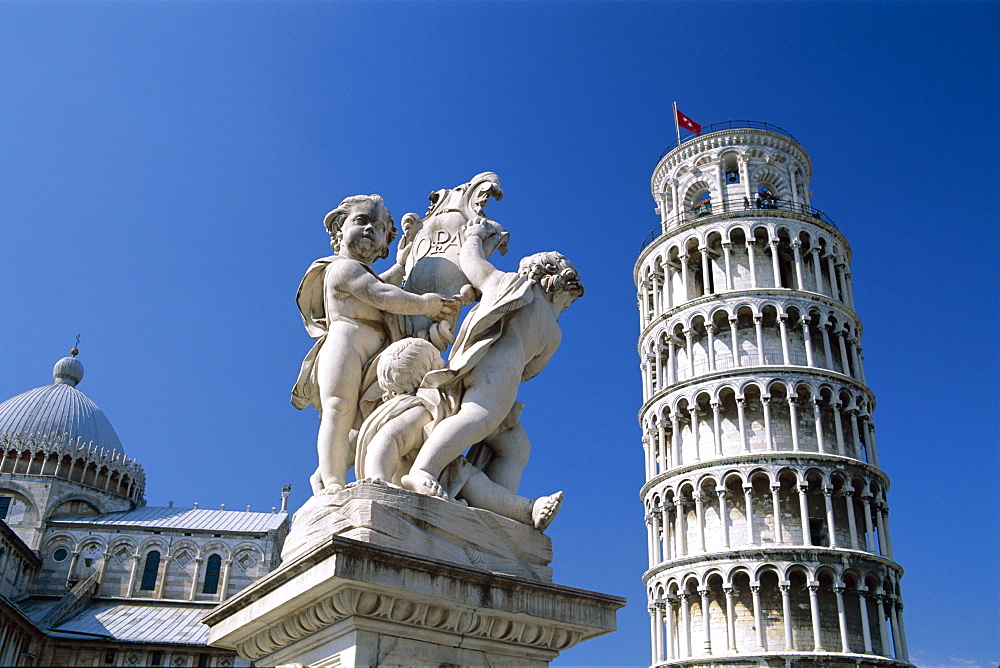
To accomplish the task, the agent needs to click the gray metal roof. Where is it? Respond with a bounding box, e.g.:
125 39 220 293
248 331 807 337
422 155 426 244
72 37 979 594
0 381 123 454
20 599 213 644
50 505 288 534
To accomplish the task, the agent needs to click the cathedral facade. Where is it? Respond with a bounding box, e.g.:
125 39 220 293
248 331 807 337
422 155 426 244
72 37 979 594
0 352 289 667
635 121 910 666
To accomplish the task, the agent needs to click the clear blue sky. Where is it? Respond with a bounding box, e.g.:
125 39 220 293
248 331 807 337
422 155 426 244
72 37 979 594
1 2 996 666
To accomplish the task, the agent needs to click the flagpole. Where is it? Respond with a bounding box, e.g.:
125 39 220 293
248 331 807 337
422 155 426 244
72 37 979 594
672 101 682 145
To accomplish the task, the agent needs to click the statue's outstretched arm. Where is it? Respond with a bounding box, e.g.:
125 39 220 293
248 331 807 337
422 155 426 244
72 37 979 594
459 222 505 291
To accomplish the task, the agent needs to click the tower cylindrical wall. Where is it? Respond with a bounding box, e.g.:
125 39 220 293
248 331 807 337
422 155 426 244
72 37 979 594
636 125 909 667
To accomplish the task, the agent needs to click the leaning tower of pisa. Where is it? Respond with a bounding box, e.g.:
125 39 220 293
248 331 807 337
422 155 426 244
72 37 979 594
635 121 910 667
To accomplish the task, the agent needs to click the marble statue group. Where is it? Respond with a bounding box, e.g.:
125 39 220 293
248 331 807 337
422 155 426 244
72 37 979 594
291 173 582 532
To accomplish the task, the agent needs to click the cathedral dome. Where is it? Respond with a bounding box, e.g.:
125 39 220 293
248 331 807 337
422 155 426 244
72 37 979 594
0 354 123 454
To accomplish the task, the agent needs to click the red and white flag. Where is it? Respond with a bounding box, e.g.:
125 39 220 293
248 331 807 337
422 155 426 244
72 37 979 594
675 108 702 136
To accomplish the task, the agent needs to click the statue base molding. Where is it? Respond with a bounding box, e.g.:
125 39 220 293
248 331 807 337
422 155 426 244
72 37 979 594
204 535 624 668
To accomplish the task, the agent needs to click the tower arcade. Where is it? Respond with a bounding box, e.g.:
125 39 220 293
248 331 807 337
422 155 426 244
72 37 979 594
634 121 910 667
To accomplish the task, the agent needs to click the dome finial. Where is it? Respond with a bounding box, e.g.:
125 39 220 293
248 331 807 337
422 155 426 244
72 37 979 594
53 341 84 387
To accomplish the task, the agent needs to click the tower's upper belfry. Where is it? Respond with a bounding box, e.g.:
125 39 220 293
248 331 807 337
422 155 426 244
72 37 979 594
635 121 910 667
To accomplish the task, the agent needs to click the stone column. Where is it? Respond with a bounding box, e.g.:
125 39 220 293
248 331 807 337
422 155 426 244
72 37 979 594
680 253 691 302
665 596 677 661
652 273 663 317
155 556 173 599
684 328 695 378
801 318 815 367
654 346 664 393
717 490 730 548
832 402 846 455
880 502 895 558
849 409 863 460
849 338 863 381
788 398 801 452
858 588 874 653
820 323 834 370
762 397 774 451
837 330 851 375
736 398 749 452
835 263 848 304
699 588 713 655
218 558 233 602
798 485 812 546
188 557 204 601
778 315 790 364
690 408 701 461
791 240 805 289
753 315 765 365
874 501 889 557
844 491 860 549
862 494 876 553
694 494 706 552
729 318 741 368
823 488 837 547
811 248 824 294
723 586 737 652
889 596 903 659
896 600 910 661
722 242 733 291
640 361 650 401
648 604 659 665
671 414 681 468
667 338 677 385
651 509 663 564
665 267 675 310
657 418 668 473
675 500 687 557
706 323 717 371
126 553 141 596
827 254 840 300
780 582 794 650
770 484 783 543
711 401 723 457
746 241 758 288
663 503 673 560
865 419 881 467
700 247 713 296
769 240 782 287
834 586 850 652
845 270 857 310
808 584 825 651
65 551 81 589
812 399 826 453
856 344 868 383
875 592 891 656
680 593 692 658
750 585 766 650
743 485 755 545
645 513 655 567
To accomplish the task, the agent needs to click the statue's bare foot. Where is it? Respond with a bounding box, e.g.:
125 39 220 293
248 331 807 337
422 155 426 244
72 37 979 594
317 482 345 496
532 491 563 531
353 477 387 486
401 470 451 500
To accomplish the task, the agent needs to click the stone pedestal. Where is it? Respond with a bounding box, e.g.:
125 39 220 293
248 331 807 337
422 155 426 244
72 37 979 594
205 487 625 667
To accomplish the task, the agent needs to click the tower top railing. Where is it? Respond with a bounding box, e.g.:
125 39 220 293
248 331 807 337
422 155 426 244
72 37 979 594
639 198 836 252
657 121 800 163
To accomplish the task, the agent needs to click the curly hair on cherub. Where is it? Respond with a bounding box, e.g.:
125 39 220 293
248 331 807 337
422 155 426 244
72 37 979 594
517 251 585 299
323 194 397 258
376 338 445 400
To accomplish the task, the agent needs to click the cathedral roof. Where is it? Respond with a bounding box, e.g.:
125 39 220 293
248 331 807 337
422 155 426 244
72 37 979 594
19 599 214 645
0 353 124 455
48 505 288 533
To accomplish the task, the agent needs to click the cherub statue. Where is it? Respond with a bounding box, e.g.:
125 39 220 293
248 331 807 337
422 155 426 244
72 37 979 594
400 218 584 499
291 195 459 494
356 337 563 531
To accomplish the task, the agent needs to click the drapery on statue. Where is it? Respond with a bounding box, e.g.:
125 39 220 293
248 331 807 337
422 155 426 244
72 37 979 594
291 175 581 533
355 337 563 530
291 194 459 494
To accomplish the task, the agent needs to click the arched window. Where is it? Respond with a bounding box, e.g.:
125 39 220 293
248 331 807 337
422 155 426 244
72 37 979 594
202 554 222 594
139 551 160 591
